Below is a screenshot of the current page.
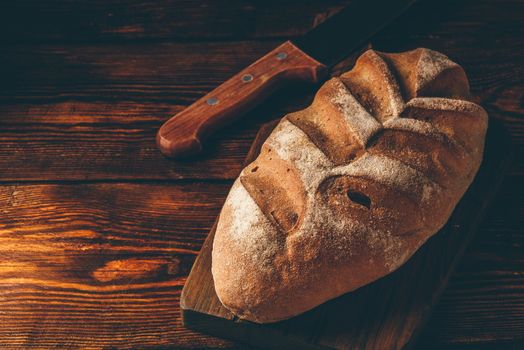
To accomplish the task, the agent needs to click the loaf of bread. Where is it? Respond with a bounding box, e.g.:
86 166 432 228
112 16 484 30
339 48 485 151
211 48 488 323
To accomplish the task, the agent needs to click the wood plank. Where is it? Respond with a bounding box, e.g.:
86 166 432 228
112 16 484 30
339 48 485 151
0 182 230 253
0 41 278 103
0 101 258 181
0 179 522 348
0 0 522 44
180 119 514 349
2 0 523 103
419 175 524 346
0 0 352 43
0 181 234 349
0 37 521 181
0 40 322 181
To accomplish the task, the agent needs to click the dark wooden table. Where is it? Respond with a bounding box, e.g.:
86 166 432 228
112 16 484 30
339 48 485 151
0 1 522 349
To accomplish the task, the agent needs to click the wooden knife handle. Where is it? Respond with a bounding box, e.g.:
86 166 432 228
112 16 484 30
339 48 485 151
156 40 327 158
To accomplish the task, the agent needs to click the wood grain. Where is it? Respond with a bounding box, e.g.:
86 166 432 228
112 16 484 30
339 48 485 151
0 181 521 349
0 0 352 43
0 38 522 180
0 182 232 348
419 175 524 346
0 41 319 181
0 0 522 348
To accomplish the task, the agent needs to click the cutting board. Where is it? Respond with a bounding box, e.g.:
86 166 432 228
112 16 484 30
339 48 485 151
180 119 512 350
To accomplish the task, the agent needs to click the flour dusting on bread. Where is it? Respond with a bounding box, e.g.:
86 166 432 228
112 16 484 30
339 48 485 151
415 49 460 92
331 78 382 145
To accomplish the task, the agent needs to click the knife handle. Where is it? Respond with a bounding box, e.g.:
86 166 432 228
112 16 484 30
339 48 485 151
156 40 327 158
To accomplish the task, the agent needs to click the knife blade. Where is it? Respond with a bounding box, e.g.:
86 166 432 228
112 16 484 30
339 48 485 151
157 0 418 158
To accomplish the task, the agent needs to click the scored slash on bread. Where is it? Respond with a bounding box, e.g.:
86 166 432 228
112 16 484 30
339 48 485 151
211 48 488 323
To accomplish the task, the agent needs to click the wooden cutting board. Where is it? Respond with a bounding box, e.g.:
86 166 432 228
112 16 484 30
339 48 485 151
180 119 512 350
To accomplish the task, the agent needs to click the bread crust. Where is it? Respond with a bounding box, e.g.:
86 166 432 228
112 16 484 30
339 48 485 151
211 48 488 323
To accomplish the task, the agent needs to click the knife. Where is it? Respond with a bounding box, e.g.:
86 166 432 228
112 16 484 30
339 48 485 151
157 0 418 158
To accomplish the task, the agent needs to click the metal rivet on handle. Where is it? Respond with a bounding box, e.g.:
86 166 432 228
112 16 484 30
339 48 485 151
241 74 253 82
206 97 218 106
276 52 287 60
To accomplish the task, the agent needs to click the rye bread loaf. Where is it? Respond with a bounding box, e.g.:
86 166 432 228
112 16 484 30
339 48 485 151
211 48 488 323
